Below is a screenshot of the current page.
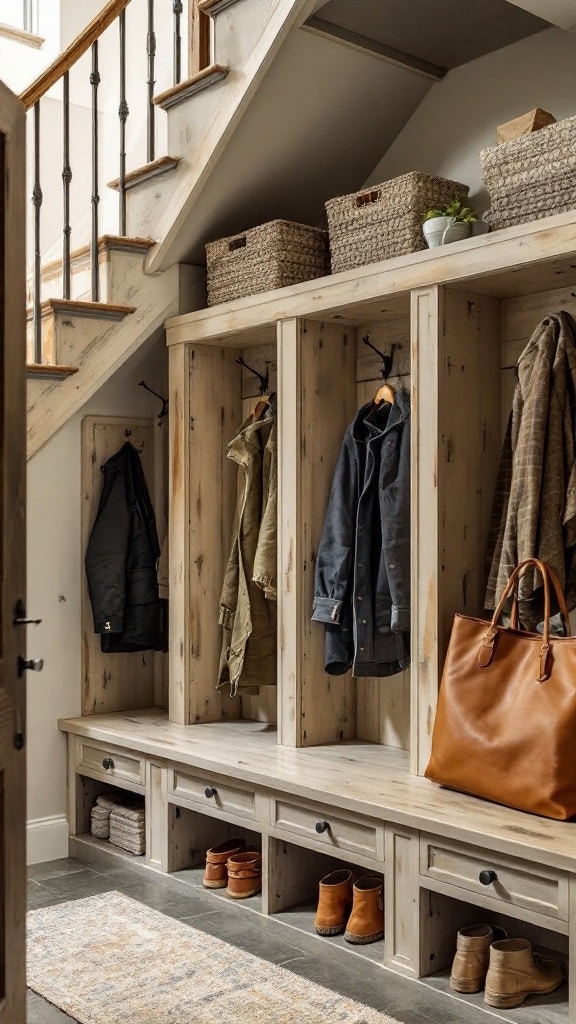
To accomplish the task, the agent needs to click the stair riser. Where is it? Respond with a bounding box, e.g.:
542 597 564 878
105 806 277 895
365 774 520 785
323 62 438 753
26 310 130 366
28 248 149 309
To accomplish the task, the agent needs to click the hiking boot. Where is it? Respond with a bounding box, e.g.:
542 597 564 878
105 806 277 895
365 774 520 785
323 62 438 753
226 850 262 899
485 938 563 1008
344 875 384 944
203 838 245 889
314 869 353 936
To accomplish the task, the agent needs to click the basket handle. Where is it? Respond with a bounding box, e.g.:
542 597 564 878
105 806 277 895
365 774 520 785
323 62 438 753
229 235 247 252
355 189 381 208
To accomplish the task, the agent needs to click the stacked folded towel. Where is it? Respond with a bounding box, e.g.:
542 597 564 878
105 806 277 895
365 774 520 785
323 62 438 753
90 793 145 855
109 803 146 856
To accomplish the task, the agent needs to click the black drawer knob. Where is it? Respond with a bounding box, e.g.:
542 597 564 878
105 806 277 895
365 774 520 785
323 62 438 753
205 787 217 799
102 758 114 770
479 869 498 885
315 820 330 834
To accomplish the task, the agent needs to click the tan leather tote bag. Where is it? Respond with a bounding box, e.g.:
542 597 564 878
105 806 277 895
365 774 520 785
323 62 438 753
425 558 576 820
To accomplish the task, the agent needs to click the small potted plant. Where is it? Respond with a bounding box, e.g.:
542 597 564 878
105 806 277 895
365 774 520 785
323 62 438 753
422 198 478 248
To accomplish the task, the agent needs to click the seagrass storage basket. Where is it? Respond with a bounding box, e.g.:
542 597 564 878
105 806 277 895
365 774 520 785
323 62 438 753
206 219 329 306
325 171 469 273
480 114 576 230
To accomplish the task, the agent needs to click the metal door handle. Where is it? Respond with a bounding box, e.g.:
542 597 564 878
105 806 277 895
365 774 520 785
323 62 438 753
17 656 44 676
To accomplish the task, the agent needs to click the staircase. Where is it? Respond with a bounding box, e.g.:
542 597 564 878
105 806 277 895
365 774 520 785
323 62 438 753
23 0 319 458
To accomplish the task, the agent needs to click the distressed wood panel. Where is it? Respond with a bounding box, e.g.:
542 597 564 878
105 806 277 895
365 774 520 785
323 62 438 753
410 288 501 775
183 345 242 724
81 416 159 715
278 319 358 747
146 760 168 871
355 320 411 749
501 286 576 365
384 826 420 977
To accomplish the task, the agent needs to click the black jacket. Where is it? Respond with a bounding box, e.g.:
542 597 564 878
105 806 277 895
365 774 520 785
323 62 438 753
312 392 411 676
85 442 167 653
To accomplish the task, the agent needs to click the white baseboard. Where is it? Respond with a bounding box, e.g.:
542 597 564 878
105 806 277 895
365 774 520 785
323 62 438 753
27 815 69 865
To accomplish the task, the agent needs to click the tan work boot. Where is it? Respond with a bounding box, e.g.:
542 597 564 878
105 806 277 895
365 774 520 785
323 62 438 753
450 923 493 993
344 875 384 944
225 850 262 899
203 838 245 889
485 938 563 1008
314 869 353 936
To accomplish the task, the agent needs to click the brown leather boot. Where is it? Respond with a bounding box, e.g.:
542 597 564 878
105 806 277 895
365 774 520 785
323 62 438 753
202 838 245 889
226 850 262 899
484 939 563 1008
344 875 384 944
450 923 493 993
314 869 353 936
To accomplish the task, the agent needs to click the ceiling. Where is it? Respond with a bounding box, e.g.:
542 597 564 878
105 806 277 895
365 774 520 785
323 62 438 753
313 0 550 73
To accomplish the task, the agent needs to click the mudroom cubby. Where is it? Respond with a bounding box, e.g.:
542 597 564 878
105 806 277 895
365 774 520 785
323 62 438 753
420 890 569 1023
81 415 169 715
267 837 385 965
60 212 576 1022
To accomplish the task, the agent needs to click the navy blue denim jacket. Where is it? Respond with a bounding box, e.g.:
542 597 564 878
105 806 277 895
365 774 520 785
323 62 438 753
312 391 410 676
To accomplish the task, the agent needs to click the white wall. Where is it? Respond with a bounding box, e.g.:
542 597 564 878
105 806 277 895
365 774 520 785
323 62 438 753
26 337 168 864
365 27 576 219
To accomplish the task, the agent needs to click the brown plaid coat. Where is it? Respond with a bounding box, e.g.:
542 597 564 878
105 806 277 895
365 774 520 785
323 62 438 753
485 311 576 628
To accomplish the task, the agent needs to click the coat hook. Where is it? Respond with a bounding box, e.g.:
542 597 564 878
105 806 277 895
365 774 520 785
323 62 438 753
362 335 396 380
138 380 168 419
236 356 270 395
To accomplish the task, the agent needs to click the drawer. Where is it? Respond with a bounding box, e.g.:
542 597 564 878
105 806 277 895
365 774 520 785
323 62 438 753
169 767 257 820
77 741 145 788
272 798 380 861
420 835 569 922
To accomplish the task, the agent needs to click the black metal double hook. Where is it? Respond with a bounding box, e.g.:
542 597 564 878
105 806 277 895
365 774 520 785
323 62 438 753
236 356 270 395
138 380 168 419
362 335 397 380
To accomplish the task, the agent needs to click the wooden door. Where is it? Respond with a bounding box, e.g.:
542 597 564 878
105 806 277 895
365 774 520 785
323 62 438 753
0 80 27 1023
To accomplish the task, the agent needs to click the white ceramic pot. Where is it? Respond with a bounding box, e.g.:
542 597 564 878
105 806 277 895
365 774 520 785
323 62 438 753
422 216 472 248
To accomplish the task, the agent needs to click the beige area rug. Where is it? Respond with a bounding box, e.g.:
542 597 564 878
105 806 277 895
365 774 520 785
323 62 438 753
27 891 402 1024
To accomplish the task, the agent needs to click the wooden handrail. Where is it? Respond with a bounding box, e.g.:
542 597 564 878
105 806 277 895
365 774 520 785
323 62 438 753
19 0 132 109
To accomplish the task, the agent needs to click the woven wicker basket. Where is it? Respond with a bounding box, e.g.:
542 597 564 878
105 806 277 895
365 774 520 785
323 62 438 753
206 219 329 306
480 115 576 230
325 172 469 273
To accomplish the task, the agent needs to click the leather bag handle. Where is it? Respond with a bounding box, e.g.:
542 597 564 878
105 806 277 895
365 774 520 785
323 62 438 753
509 560 571 634
477 558 571 680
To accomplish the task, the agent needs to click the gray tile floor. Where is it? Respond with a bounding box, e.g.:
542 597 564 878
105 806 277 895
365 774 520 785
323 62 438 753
25 856 504 1024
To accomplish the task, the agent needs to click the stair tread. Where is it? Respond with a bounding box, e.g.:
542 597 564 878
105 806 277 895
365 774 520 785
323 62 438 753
108 156 180 191
154 65 230 110
197 0 242 12
27 299 136 321
27 363 79 378
39 236 154 278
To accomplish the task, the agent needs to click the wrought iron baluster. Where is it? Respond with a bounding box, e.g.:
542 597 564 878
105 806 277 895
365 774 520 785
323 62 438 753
173 0 183 86
90 40 101 301
32 101 43 363
62 70 72 299
147 0 156 162
118 8 129 235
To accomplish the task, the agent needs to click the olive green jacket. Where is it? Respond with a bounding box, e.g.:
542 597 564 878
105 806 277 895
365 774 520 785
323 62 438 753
217 405 277 696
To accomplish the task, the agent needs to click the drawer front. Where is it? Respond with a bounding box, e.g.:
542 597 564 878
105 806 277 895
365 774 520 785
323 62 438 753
78 741 145 787
273 799 379 860
420 836 569 921
169 768 256 820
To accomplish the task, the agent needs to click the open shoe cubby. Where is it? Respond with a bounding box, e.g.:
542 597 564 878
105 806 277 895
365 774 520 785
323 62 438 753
420 890 569 1024
62 214 576 1022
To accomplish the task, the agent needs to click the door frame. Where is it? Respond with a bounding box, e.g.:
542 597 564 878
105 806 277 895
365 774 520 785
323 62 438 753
0 78 27 1024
